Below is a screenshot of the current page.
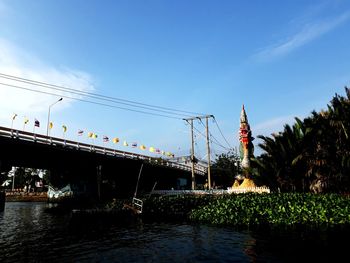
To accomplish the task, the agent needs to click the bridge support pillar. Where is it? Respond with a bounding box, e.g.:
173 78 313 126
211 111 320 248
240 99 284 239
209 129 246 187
0 190 5 212
97 165 102 201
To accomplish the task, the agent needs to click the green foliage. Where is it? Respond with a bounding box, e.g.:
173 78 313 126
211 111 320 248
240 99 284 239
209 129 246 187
189 193 350 227
254 87 350 193
140 193 350 227
211 151 241 188
142 195 212 220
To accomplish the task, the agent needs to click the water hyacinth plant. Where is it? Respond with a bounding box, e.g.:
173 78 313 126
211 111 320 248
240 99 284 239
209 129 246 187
189 193 350 227
142 195 213 221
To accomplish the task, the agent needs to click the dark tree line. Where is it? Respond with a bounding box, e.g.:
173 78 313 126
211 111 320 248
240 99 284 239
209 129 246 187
211 151 241 188
252 88 350 193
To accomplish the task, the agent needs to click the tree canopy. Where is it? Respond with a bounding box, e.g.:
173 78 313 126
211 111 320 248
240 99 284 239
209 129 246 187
211 151 241 188
253 87 350 193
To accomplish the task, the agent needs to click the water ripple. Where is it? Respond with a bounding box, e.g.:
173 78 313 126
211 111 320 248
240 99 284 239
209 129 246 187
1 202 348 262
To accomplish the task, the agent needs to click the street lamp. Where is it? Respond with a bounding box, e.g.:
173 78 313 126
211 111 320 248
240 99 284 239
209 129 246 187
46 97 63 136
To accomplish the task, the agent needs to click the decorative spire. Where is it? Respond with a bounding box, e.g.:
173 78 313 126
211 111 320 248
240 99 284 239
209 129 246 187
238 104 253 170
240 104 248 124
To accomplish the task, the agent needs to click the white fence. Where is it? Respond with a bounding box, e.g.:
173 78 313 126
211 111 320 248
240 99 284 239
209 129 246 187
227 187 270 194
151 187 270 196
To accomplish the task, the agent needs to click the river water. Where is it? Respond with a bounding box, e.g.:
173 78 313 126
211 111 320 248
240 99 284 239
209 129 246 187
0 202 348 262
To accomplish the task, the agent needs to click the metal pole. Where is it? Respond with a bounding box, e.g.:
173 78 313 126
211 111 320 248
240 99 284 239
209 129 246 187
190 119 196 190
12 170 15 191
134 163 144 198
46 106 51 137
46 98 63 137
97 165 102 200
205 117 211 189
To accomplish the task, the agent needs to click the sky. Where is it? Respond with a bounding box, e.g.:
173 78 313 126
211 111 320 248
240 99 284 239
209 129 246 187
0 0 350 160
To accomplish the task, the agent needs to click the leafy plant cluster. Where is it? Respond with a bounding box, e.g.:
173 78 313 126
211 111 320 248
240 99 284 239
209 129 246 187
142 195 213 221
253 88 350 192
189 193 350 227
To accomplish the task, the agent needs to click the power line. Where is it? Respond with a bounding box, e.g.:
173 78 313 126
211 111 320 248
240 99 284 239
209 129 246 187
196 118 231 151
213 117 233 149
210 136 228 156
1 72 233 161
190 120 230 151
193 123 229 150
0 72 206 117
0 74 191 117
0 81 183 120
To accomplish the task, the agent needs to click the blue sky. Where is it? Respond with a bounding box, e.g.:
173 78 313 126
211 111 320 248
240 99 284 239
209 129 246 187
0 0 350 160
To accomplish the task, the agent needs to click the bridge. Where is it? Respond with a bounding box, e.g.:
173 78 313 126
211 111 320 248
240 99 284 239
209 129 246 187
0 125 207 200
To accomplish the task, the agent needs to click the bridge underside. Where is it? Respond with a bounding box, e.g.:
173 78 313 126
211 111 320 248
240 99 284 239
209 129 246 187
0 135 205 201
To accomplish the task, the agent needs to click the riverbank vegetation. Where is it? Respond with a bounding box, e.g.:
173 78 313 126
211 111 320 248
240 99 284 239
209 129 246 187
249 88 350 193
189 193 350 227
139 193 350 227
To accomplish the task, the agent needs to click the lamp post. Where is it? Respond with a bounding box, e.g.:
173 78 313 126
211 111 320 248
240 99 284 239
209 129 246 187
46 97 63 136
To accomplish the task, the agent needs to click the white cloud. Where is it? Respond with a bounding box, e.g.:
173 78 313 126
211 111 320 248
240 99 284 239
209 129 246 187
0 38 95 127
254 11 350 61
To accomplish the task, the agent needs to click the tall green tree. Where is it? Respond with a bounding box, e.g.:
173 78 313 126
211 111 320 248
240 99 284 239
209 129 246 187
211 151 241 188
253 87 350 193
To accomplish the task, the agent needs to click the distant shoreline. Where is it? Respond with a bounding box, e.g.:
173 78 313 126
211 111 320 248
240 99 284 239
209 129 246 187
5 191 48 202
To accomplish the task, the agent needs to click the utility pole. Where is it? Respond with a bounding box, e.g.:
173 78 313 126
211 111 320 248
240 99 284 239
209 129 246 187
205 116 211 189
184 115 214 190
188 119 196 190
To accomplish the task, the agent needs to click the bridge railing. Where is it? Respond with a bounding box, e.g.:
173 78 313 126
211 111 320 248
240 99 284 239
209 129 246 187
0 126 206 175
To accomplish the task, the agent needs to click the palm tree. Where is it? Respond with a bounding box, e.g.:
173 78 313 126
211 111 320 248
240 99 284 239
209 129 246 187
255 87 350 193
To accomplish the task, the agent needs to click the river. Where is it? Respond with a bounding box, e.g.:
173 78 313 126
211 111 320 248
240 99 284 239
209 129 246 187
0 202 348 262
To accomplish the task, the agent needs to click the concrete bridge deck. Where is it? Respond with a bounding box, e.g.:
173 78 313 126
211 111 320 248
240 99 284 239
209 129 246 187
0 126 206 175
0 125 207 199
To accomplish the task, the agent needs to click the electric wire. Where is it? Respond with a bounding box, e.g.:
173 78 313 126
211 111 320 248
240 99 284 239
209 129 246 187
213 117 233 149
0 74 191 117
0 72 206 117
197 118 229 150
191 121 227 150
0 73 232 163
0 82 183 120
191 122 230 151
196 118 231 151
0 72 233 157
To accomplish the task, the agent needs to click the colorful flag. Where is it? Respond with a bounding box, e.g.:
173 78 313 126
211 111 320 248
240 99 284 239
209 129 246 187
131 142 137 148
49 122 53 129
88 132 93 138
149 147 156 153
78 130 84 136
12 113 17 120
155 148 161 154
34 119 40 127
140 145 146 150
112 137 119 143
93 133 98 139
103 136 109 142
62 125 67 133
123 141 128 146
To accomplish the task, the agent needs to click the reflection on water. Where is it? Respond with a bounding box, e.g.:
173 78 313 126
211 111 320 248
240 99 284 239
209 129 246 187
0 202 348 262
